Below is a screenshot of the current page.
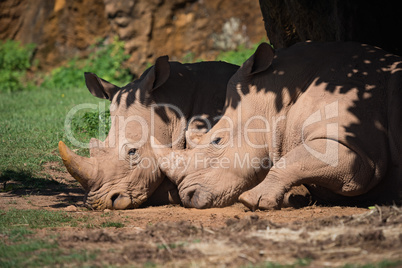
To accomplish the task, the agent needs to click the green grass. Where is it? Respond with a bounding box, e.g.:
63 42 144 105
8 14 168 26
216 39 270 66
0 209 74 230
243 259 402 268
100 221 125 228
0 209 120 235
0 86 107 175
243 259 311 268
0 209 98 267
342 260 402 268
4 227 34 242
72 108 111 141
0 240 97 267
41 36 131 90
0 40 36 93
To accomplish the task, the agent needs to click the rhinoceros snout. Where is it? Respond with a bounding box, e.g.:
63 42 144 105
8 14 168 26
181 187 213 209
109 193 134 210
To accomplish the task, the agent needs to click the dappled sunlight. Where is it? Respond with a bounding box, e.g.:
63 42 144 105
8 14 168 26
156 41 402 209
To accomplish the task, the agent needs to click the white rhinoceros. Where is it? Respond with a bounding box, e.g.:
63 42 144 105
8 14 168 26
154 42 402 210
59 56 239 209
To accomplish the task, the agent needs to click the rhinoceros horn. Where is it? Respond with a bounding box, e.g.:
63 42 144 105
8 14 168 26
58 141 97 190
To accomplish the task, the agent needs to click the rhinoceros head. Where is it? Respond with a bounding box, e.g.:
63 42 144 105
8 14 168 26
153 43 275 208
60 56 175 210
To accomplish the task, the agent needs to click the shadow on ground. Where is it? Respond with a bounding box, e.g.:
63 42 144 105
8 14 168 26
0 169 85 208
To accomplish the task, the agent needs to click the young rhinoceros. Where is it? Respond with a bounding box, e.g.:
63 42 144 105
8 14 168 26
59 56 239 210
154 42 402 210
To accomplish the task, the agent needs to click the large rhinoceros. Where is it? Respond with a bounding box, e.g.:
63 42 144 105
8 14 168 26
59 56 239 209
154 42 402 210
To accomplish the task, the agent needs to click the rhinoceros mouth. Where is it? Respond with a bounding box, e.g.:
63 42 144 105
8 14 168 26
108 192 136 210
85 188 149 210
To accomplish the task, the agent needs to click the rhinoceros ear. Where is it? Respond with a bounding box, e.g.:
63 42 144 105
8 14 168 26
242 42 275 75
153 55 170 90
84 72 120 100
144 55 171 94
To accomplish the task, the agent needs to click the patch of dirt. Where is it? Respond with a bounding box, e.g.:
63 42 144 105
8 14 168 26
1 163 402 267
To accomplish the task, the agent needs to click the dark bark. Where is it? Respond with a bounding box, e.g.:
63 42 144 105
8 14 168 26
259 0 402 55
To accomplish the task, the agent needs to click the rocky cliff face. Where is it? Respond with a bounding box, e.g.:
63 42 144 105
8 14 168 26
0 0 265 75
0 0 110 70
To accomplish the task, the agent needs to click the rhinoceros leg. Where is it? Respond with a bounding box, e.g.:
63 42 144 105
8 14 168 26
239 139 378 211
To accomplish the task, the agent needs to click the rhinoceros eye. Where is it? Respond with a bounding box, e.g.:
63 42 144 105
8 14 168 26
211 137 222 145
128 148 137 156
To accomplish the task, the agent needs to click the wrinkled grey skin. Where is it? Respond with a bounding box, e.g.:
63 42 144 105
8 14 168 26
155 42 402 210
59 56 239 210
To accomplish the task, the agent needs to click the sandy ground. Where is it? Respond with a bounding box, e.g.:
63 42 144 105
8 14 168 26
1 162 401 267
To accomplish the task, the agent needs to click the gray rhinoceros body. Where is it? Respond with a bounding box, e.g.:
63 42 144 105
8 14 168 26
59 56 239 209
156 42 402 209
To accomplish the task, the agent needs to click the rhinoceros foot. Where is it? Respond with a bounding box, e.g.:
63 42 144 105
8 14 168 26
282 185 312 209
238 189 281 211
